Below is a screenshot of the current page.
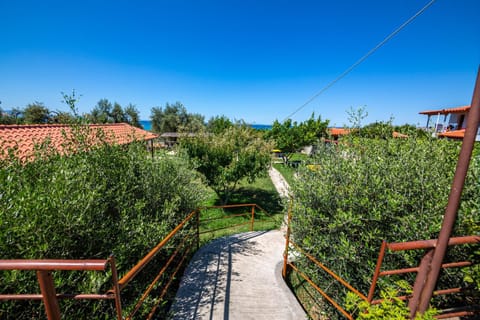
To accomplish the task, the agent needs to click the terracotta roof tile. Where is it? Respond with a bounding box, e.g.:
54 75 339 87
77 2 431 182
329 128 351 137
329 128 408 138
0 123 158 161
437 129 465 140
392 131 408 138
419 105 470 116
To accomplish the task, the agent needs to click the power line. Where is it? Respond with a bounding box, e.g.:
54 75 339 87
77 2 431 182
283 0 437 121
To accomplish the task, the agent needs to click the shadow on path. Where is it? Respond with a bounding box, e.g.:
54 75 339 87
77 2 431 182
169 230 306 320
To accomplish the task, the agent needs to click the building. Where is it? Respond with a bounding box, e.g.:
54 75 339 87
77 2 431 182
0 123 158 161
419 105 480 141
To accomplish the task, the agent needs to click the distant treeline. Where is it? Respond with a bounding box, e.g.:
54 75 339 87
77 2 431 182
0 95 142 128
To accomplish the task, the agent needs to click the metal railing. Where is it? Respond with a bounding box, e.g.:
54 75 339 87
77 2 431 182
199 203 275 238
368 236 479 319
282 203 479 319
0 203 275 319
0 258 121 319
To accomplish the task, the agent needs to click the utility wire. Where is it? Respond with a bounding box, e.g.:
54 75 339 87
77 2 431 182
283 0 437 121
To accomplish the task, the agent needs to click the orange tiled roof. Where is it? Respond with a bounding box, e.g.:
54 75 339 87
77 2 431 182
419 105 470 116
392 131 408 138
329 128 351 137
329 128 408 139
0 123 158 161
437 129 465 140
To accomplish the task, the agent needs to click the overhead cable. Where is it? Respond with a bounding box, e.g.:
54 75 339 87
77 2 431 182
283 0 437 121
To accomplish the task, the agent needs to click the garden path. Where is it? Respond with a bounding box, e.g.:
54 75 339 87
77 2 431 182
169 167 306 319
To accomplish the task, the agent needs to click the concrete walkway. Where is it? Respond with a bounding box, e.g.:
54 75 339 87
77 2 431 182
170 230 307 319
170 166 305 319
268 166 290 198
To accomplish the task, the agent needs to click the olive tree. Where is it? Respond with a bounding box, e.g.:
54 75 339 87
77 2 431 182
266 113 329 162
180 124 273 203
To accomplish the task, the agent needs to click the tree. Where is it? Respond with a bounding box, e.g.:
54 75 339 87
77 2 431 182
357 119 430 140
111 102 126 123
61 90 81 120
124 104 142 128
182 113 205 132
299 113 330 143
23 102 50 124
346 105 368 130
180 124 273 204
0 107 15 125
87 100 143 127
151 102 187 133
10 108 24 124
89 99 113 123
207 115 233 134
360 120 395 139
266 118 302 162
50 110 76 124
266 113 329 162
150 102 204 133
394 124 429 139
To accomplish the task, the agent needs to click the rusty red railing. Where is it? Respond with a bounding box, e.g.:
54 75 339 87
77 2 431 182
0 203 275 319
0 257 122 319
282 223 479 319
368 235 479 317
199 203 275 236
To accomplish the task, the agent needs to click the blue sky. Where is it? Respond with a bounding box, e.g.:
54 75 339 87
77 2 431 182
0 0 479 127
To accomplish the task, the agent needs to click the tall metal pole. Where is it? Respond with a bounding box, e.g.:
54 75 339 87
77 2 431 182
414 67 480 316
282 199 293 279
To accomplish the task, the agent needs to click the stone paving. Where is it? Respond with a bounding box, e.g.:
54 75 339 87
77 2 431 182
169 166 305 319
170 230 306 319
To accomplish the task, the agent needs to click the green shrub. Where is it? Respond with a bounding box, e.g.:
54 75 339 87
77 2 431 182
345 283 438 320
290 136 479 318
180 124 272 204
0 128 208 318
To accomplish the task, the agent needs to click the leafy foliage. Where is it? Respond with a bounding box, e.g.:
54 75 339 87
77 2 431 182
206 115 234 134
180 124 273 204
359 121 430 139
290 136 479 317
150 102 205 133
86 99 142 128
266 113 329 161
0 127 208 318
1 92 142 128
345 283 438 320
23 102 50 124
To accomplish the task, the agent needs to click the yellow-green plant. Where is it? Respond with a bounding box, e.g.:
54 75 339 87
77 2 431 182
345 288 438 320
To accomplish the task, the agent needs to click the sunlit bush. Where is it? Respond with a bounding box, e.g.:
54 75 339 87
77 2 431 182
290 136 479 318
0 127 208 318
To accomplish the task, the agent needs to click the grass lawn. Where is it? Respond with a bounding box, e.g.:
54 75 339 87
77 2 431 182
272 163 296 186
199 172 285 243
288 153 309 162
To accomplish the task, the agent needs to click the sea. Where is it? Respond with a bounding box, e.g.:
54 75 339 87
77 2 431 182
139 120 272 132
139 120 152 131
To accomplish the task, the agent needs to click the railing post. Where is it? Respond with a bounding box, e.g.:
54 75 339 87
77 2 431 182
282 199 293 279
408 249 435 318
414 67 480 316
249 205 255 231
196 209 200 249
109 256 123 320
37 270 61 320
367 240 387 302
